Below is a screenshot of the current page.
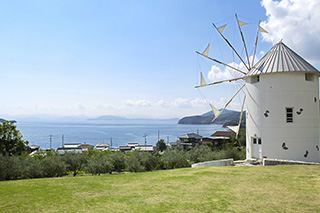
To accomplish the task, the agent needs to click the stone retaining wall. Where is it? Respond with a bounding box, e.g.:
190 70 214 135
191 159 234 168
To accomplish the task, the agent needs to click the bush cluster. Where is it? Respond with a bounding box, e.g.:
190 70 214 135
0 143 245 181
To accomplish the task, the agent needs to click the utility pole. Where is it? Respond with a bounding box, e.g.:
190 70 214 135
49 135 53 149
110 137 113 148
158 130 160 142
62 134 64 147
143 134 147 146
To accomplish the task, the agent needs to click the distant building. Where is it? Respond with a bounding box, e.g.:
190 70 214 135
56 143 83 154
95 143 110 151
29 145 41 152
136 145 154 152
178 133 202 149
178 133 202 143
126 143 139 148
63 143 81 149
202 131 233 147
119 146 133 153
79 144 94 151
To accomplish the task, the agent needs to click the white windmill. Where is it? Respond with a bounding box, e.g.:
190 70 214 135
196 15 320 163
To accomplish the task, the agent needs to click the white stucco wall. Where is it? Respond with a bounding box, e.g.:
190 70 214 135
246 72 320 162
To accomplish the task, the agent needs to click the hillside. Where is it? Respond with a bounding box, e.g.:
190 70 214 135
178 109 245 127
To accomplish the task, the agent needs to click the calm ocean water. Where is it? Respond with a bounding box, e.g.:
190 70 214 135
16 121 226 149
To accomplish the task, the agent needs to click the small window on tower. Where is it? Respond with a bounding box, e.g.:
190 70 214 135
286 107 294 123
258 138 262 144
253 138 257 144
305 73 314 81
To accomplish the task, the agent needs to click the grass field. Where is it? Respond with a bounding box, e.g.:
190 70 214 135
0 165 319 212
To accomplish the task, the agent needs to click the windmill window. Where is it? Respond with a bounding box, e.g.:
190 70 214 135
258 138 262 144
286 107 294 123
251 75 260 83
305 73 314 81
252 137 261 145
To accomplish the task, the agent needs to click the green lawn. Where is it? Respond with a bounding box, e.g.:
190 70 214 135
0 165 319 212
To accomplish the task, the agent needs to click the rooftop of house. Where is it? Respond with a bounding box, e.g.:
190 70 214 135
211 131 234 137
96 143 110 147
178 133 202 139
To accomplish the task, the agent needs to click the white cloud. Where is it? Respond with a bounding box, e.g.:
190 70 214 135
208 65 231 82
191 98 207 107
261 0 320 64
157 99 170 107
124 99 152 107
207 59 249 84
173 98 192 108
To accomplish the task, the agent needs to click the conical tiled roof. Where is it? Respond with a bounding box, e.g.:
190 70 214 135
246 41 319 77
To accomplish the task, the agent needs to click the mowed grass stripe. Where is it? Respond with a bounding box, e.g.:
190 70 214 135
0 165 319 212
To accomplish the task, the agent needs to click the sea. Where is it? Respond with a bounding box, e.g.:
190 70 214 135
16 120 226 149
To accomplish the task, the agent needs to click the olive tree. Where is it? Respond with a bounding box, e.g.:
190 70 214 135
0 121 29 156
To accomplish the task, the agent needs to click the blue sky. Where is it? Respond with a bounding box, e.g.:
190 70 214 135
0 0 319 119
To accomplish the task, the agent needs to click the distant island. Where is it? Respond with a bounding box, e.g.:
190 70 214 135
0 118 16 123
178 109 245 127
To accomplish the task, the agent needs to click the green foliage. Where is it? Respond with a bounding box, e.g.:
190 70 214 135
0 154 21 180
187 145 216 164
126 150 158 172
0 121 29 156
41 155 66 177
0 138 245 181
229 128 246 147
62 153 87 176
161 149 190 169
20 157 44 179
86 154 113 175
109 152 126 172
155 139 167 152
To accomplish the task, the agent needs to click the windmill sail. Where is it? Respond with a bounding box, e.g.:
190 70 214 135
196 51 246 75
200 72 207 86
258 25 268 33
209 103 221 118
235 14 250 69
252 21 269 67
227 125 240 134
212 22 249 72
195 76 244 88
227 95 246 141
201 43 210 57
212 84 245 122
217 24 226 33
237 19 247 27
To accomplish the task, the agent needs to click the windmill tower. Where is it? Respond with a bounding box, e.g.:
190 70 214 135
245 41 320 162
196 15 320 163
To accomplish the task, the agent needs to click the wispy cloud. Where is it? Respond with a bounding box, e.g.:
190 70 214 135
124 100 152 107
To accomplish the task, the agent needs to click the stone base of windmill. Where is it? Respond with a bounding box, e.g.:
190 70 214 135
262 158 320 166
191 158 320 168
